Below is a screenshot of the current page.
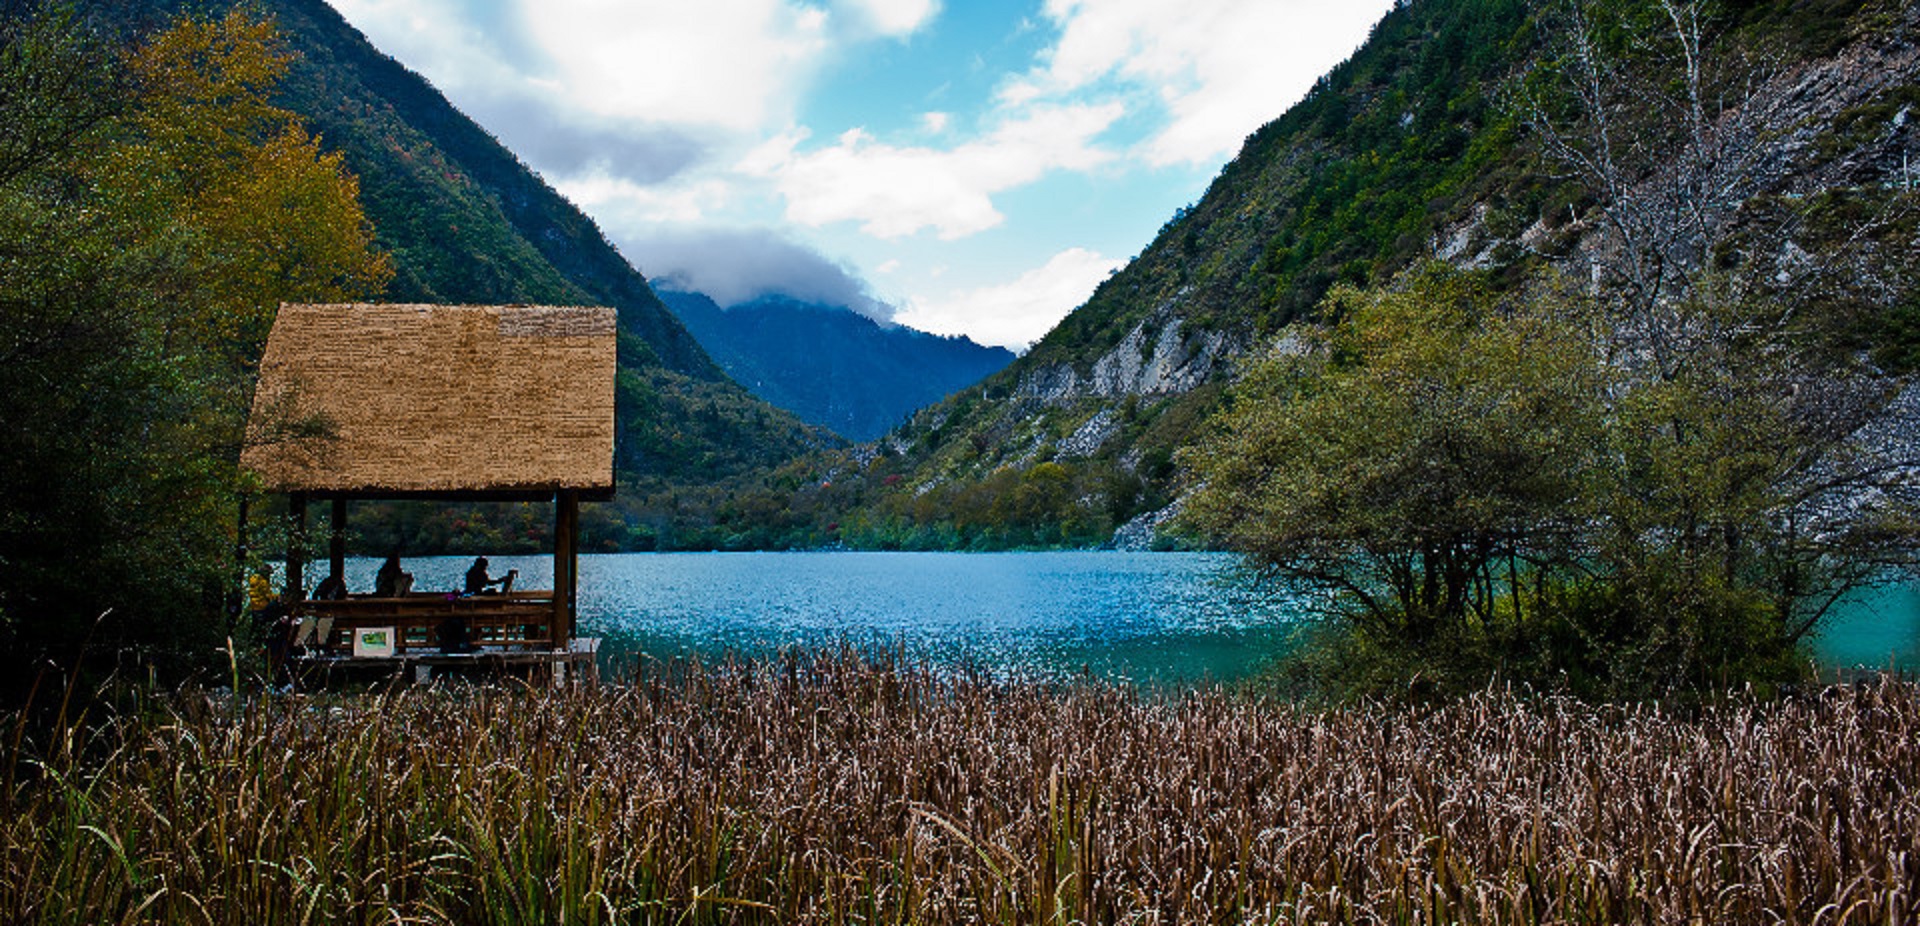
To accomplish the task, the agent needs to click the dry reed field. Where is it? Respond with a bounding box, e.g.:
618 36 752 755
3 650 1918 925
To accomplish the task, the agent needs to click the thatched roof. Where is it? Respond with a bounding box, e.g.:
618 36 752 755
242 303 617 499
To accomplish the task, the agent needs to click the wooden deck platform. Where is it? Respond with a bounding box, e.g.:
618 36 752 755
292 639 601 685
287 591 598 684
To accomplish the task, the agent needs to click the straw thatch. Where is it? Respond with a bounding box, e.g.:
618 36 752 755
241 303 616 497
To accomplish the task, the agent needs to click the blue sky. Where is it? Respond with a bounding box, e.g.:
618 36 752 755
325 0 1394 349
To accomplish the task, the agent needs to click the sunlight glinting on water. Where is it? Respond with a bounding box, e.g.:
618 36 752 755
320 551 1920 683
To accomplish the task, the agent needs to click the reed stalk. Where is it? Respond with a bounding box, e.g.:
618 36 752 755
2 650 1916 924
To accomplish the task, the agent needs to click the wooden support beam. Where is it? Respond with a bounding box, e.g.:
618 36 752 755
564 490 580 641
230 494 250 631
287 492 307 601
552 490 578 651
329 498 347 584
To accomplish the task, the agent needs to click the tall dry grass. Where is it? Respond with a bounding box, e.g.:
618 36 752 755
3 649 1917 924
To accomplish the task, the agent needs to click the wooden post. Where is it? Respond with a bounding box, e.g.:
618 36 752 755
329 498 347 587
564 490 580 642
286 492 307 601
229 494 250 632
552 490 577 651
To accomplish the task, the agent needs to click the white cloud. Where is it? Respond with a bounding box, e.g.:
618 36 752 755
555 172 737 225
522 0 830 131
995 78 1044 107
620 226 889 317
839 0 941 36
329 0 836 139
322 0 1396 347
1031 0 1393 165
897 248 1122 349
745 103 1123 239
327 0 527 99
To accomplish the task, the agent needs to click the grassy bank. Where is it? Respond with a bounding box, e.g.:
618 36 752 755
4 652 1917 924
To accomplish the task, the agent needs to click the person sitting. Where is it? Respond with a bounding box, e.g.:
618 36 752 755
463 556 515 596
375 552 413 598
313 572 347 601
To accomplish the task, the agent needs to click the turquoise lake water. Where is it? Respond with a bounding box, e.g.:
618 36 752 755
333 552 1920 683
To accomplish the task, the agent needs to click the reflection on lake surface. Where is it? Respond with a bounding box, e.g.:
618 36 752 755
331 552 1919 684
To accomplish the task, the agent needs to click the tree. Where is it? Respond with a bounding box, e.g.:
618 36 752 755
1188 261 1919 698
1574 275 1920 692
1514 0 1783 371
1183 266 1607 654
1184 0 1920 699
1513 0 1919 377
0 5 390 698
1512 0 1920 689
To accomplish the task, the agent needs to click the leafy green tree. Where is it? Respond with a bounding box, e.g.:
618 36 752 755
0 5 389 698
1184 0 1920 700
1184 267 1606 648
1187 262 1920 699
1514 0 1919 691
1573 277 1918 693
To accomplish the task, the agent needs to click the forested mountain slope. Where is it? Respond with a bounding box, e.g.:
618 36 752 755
109 0 830 500
275 0 841 488
660 290 1015 442
805 0 1920 550
253 1 708 370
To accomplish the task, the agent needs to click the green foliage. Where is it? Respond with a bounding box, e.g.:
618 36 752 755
252 0 854 544
1189 259 1918 701
842 0 1548 543
89 0 852 552
0 5 390 697
849 0 1905 555
1032 0 1537 362
1186 267 1604 641
1190 0 1920 700
1868 298 1920 375
178 0 718 379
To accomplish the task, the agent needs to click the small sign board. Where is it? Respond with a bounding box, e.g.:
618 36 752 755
353 626 396 658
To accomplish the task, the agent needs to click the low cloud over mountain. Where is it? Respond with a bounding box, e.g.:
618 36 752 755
623 227 893 322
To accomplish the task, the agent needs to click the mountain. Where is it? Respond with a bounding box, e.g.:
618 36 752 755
100 0 1918 554
785 0 1920 551
264 0 837 480
107 0 838 546
658 290 1015 441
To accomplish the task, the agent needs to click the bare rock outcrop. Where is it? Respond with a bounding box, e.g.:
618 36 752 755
1017 302 1244 405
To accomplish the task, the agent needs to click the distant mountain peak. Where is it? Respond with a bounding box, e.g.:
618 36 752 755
658 288 1014 441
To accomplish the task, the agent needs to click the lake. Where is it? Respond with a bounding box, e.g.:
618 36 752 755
331 552 1920 683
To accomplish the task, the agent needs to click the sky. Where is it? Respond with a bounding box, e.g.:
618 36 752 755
324 0 1395 350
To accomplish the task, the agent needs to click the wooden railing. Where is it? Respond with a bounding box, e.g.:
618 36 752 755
292 591 559 657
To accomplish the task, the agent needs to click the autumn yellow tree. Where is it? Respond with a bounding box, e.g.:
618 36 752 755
0 6 389 695
110 12 389 349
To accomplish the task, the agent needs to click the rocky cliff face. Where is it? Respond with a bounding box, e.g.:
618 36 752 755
1016 302 1245 404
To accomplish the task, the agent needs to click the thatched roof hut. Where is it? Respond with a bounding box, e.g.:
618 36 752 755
241 303 616 499
241 304 618 652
